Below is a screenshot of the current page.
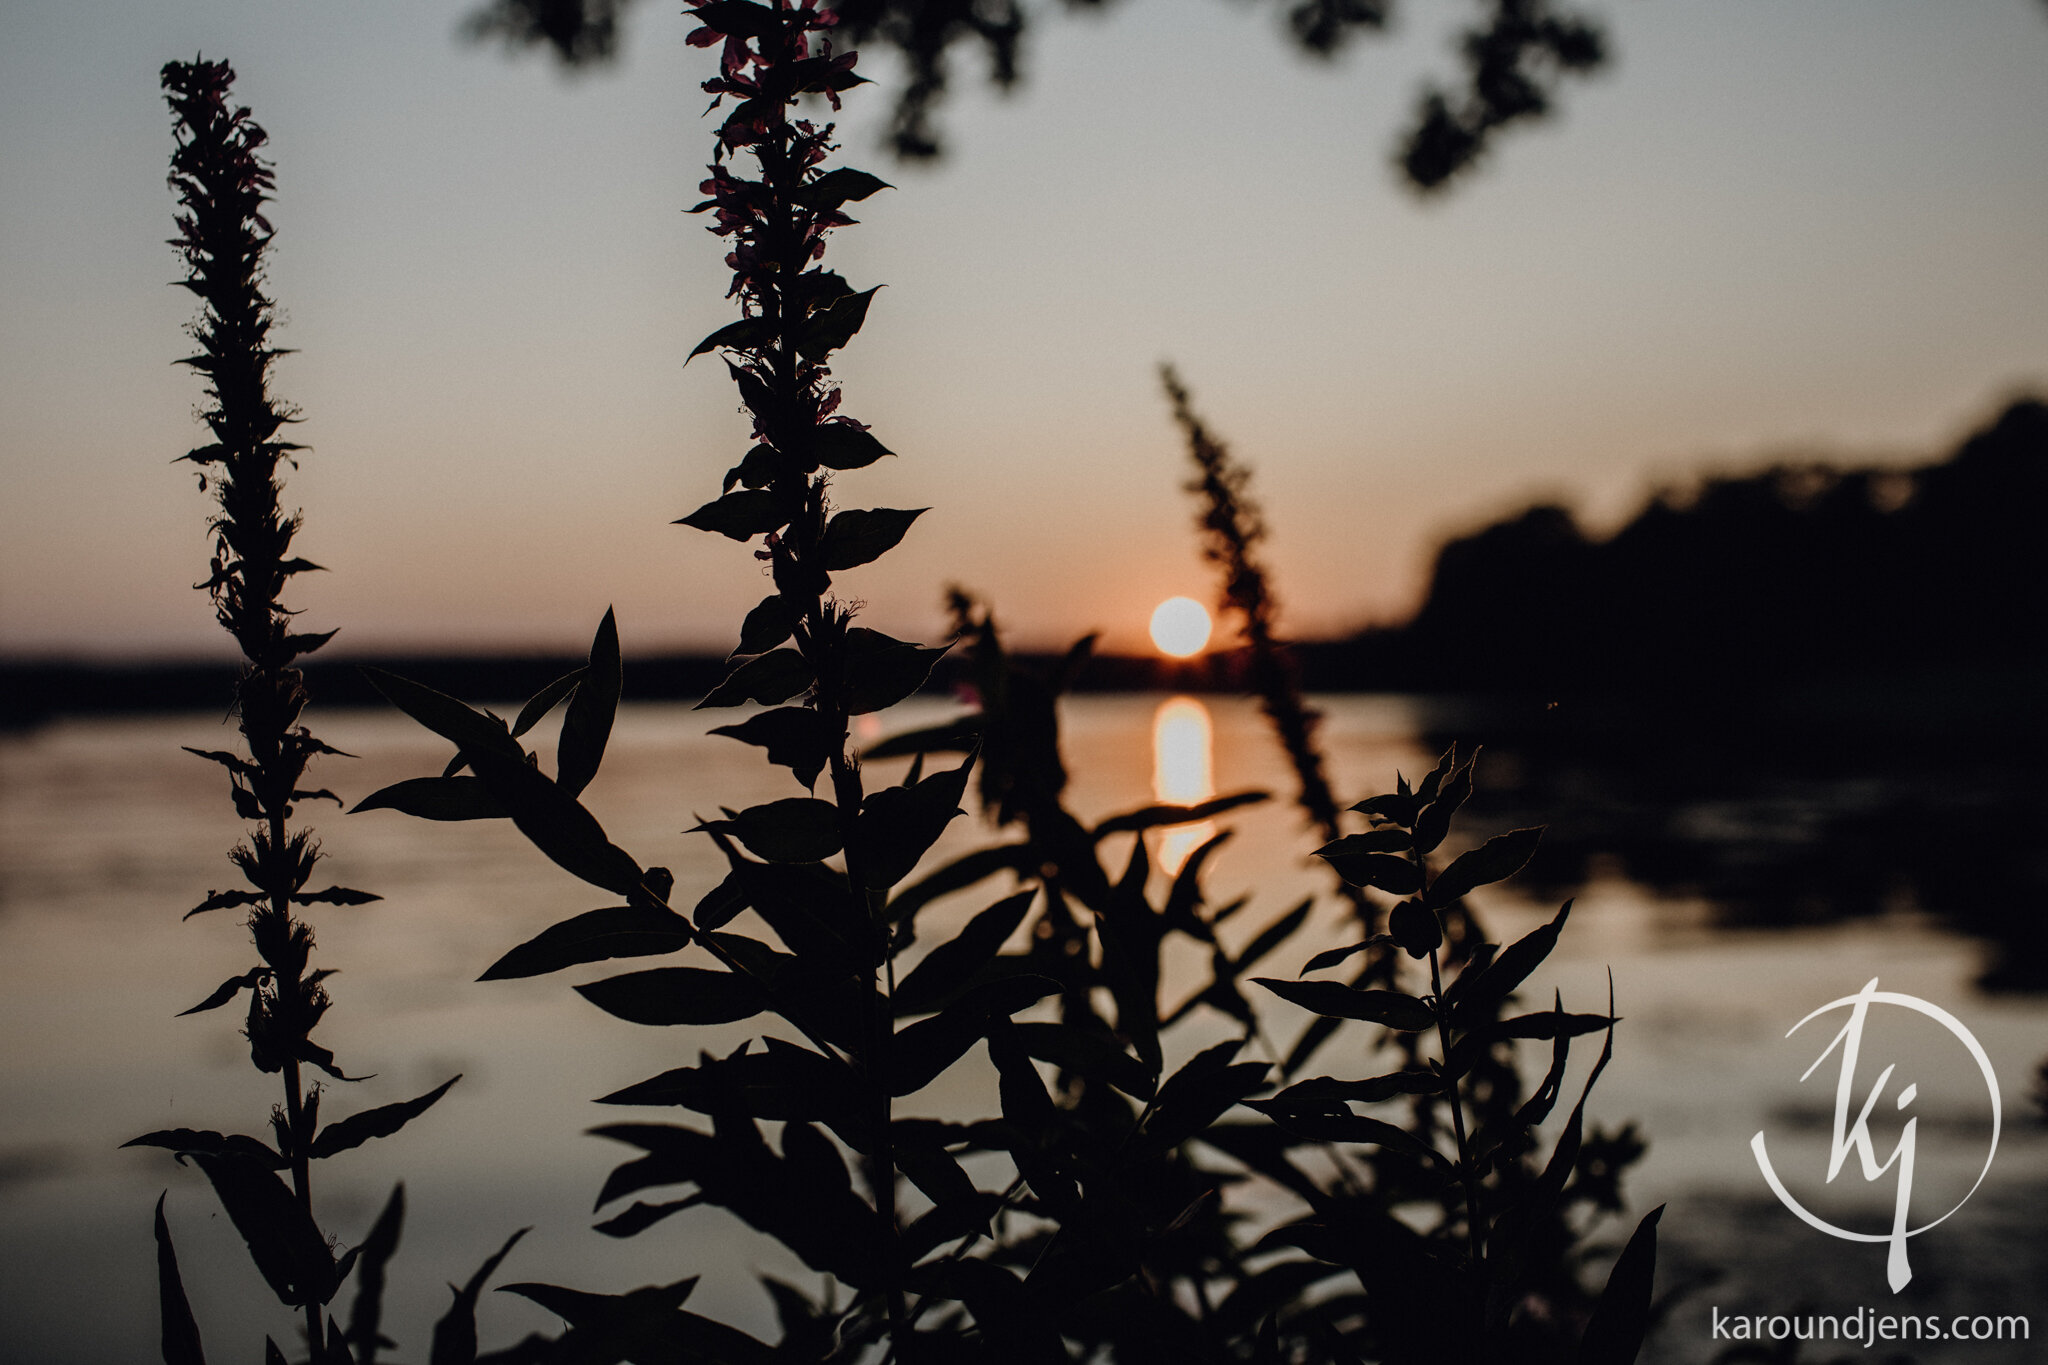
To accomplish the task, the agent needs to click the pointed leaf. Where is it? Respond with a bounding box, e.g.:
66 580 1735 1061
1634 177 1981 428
465 747 644 895
1577 1206 1664 1365
893 1120 980 1211
724 441 791 492
184 888 260 919
817 507 925 571
1239 1103 1447 1165
499 1278 692 1327
709 707 834 789
884 842 1033 926
346 1184 404 1365
1141 1041 1270 1153
310 1077 460 1160
576 967 768 1026
598 1040 856 1132
125 1128 286 1168
178 968 266 1017
352 776 505 821
860 715 982 760
360 668 521 761
480 905 692 980
810 423 891 471
1318 849 1424 895
892 888 1034 1014
734 595 799 656
1234 898 1313 974
674 489 794 541
891 975 1059 1096
854 749 974 887
283 629 339 659
687 316 775 363
1427 826 1543 907
1446 1008 1615 1081
1350 791 1423 826
1012 1021 1156 1100
843 628 946 714
696 649 811 708
1267 1070 1444 1106
429 1228 527 1365
1413 757 1473 855
795 286 879 361
798 167 890 209
1091 790 1267 838
1415 745 1458 805
294 887 382 907
1299 935 1394 976
593 1197 700 1238
510 667 585 740
183 746 257 779
1451 898 1573 1028
154 1195 208 1365
558 607 620 797
1253 978 1436 1030
690 871 748 933
1312 830 1411 858
189 1153 337 1307
694 798 841 864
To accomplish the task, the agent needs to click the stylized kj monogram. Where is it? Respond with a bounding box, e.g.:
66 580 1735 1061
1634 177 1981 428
1751 978 2002 1293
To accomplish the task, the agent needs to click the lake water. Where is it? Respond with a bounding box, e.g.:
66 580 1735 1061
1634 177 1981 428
3 695 2043 1362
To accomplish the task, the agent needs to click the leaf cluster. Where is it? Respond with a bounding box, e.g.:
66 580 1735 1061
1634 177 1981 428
1233 745 1660 1363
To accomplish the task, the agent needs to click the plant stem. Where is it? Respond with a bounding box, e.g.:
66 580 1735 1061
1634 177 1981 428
1430 943 1484 1271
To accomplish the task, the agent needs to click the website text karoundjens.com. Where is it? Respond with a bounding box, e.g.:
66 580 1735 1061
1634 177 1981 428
1711 1308 2030 1349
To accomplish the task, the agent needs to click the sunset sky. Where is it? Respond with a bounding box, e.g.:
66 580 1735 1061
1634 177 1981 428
3 0 2046 659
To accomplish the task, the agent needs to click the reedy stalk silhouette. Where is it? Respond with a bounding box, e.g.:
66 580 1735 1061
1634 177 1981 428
138 60 461 1365
1161 367 1360 887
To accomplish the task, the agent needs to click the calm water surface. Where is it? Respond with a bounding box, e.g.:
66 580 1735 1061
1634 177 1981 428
3 696 2042 1362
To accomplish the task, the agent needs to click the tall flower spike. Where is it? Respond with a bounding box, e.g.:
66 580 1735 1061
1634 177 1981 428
143 60 443 1359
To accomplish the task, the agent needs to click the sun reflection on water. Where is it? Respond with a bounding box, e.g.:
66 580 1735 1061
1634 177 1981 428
1151 695 1216 873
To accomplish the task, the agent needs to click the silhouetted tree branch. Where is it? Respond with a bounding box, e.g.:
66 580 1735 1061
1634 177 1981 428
460 0 1608 189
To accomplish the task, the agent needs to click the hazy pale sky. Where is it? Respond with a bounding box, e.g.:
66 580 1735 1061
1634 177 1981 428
3 0 2046 658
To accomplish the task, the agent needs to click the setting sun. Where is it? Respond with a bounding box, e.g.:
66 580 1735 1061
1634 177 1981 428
1149 596 1212 658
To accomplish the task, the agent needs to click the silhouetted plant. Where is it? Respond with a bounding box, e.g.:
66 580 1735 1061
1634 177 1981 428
1246 745 1658 1362
344 2 1654 1358
354 1 1179 1355
1157 377 1654 1355
461 0 1607 188
879 608 1654 1360
1162 367 1492 1091
135 58 469 1365
1162 367 1361 896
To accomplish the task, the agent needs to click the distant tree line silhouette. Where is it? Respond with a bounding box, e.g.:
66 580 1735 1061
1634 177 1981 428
1317 398 2048 697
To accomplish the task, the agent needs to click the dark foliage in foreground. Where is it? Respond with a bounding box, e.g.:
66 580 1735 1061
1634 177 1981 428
461 0 1607 189
141 6 1656 1363
352 5 1655 1356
